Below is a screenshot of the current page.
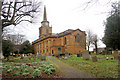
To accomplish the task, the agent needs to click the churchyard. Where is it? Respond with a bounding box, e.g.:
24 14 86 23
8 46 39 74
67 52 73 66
1 51 120 78
53 53 119 78
0 56 61 78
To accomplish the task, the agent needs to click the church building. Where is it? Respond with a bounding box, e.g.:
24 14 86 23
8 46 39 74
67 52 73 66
32 6 86 56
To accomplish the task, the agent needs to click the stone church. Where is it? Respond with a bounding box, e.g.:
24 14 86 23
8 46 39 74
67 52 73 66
32 6 86 56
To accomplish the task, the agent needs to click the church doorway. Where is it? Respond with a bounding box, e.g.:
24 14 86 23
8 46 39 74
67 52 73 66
52 50 54 54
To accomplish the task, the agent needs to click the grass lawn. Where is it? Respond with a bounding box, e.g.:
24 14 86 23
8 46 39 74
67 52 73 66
1 56 61 78
55 54 119 78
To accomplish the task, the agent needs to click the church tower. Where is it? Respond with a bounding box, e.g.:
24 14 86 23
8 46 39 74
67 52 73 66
39 6 52 38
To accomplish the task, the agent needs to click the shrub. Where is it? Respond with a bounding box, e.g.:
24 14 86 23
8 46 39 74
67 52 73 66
50 68 56 72
49 64 53 67
13 66 20 70
22 73 29 77
32 69 41 78
40 64 46 67
13 72 20 76
38 67 42 70
7 69 12 73
24 69 29 72
33 66 37 69
44 69 52 76
21 64 28 68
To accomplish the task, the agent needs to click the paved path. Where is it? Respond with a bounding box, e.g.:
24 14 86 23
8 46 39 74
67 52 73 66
48 56 92 78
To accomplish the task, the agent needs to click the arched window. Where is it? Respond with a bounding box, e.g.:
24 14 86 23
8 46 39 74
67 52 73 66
65 37 67 44
75 33 80 42
43 42 45 48
47 40 48 46
47 49 48 53
40 43 42 48
46 29 49 34
58 48 61 52
52 50 54 54
43 50 45 53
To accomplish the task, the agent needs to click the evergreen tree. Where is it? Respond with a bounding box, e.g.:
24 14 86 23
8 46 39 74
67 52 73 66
20 40 34 54
2 40 14 59
103 13 120 50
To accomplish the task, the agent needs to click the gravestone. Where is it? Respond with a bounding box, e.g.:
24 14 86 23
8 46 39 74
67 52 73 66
110 57 114 60
106 57 109 60
21 54 24 59
37 55 41 59
113 50 118 59
92 56 98 62
41 56 46 61
64 54 68 60
102 51 105 55
28 56 32 60
9 56 13 60
82 51 90 60
77 54 80 57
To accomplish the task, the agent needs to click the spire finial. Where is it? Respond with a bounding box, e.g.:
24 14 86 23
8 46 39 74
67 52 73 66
43 5 47 21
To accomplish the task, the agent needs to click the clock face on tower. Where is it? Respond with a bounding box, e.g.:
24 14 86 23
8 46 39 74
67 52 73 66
41 24 43 26
45 22 48 26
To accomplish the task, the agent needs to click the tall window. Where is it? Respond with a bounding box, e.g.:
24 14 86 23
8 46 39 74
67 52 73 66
65 37 67 44
40 43 42 48
46 29 49 34
38 44 39 51
47 49 48 53
47 40 48 46
75 33 80 42
52 50 54 54
43 42 45 48
43 50 45 53
58 48 61 52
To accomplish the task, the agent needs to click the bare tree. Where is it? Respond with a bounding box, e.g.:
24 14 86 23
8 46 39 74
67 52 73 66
86 30 93 52
92 34 99 54
3 33 26 45
1 0 42 31
0 0 42 59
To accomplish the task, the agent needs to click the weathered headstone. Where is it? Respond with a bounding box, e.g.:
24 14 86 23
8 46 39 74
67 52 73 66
77 54 80 57
64 56 68 60
92 56 98 62
41 56 46 61
102 51 105 55
82 51 90 60
37 55 41 59
9 56 13 60
113 50 118 59
21 54 24 59
106 57 109 60
110 57 114 60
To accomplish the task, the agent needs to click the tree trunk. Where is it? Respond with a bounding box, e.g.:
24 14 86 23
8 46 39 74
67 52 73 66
95 42 98 54
88 45 89 52
0 1 4 59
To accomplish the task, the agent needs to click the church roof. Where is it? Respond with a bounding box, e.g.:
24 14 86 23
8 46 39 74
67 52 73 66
32 29 85 45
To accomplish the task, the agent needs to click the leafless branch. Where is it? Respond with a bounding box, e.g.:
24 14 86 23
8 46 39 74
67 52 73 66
1 0 42 31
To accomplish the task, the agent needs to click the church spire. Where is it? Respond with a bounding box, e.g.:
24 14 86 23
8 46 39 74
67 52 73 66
43 5 47 21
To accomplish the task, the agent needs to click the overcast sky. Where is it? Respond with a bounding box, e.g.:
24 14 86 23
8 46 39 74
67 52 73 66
7 0 118 51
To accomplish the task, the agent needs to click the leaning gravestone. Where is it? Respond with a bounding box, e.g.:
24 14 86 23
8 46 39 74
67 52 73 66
113 50 118 59
92 56 98 62
9 56 13 60
82 51 90 60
